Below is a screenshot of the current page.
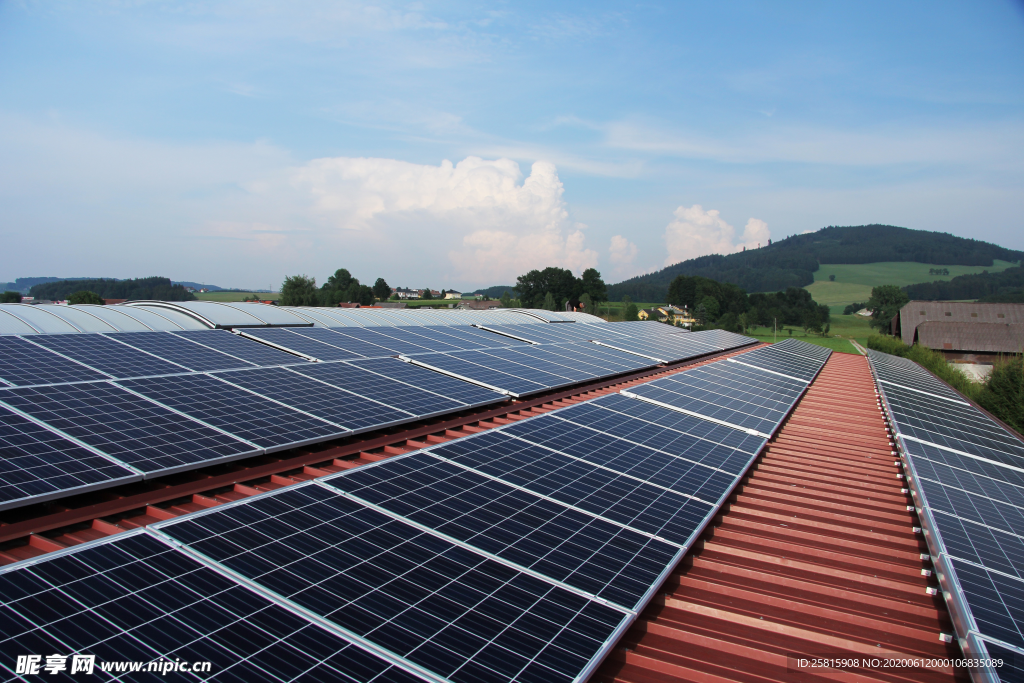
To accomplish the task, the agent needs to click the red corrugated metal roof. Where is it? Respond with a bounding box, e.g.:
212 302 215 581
594 352 969 683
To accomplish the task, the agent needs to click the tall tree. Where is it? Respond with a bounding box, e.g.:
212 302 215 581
516 267 579 308
500 290 512 308
866 284 909 331
579 292 593 313
280 275 319 306
580 268 607 302
421 288 433 301
542 292 556 311
69 291 104 305
372 278 391 301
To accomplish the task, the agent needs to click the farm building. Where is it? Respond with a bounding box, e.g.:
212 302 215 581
891 300 1024 362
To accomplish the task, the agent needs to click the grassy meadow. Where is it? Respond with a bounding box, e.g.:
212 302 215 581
804 259 1018 307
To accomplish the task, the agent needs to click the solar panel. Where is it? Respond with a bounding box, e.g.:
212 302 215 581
28 333 188 379
729 346 821 381
212 367 414 433
493 344 644 379
0 336 109 387
571 393 768 459
172 329 307 367
286 363 468 418
429 430 715 546
331 327 436 355
118 373 350 452
370 327 464 354
324 452 680 611
0 404 139 510
343 357 507 408
883 385 1024 462
500 412 742 505
474 347 597 383
0 531 422 682
239 328 367 361
293 327 397 358
623 377 784 436
593 335 719 363
156 484 629 683
870 348 1024 671
402 353 557 397
528 398 762 476
108 331 260 372
0 382 258 475
948 557 1024 650
409 326 526 350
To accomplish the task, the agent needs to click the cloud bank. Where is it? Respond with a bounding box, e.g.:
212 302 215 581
663 205 771 266
288 155 597 285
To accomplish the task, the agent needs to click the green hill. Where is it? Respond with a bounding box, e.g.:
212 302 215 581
807 260 1019 306
606 225 1024 302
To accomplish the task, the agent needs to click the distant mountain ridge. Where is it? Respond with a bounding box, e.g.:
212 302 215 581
2 277 225 294
606 225 1024 302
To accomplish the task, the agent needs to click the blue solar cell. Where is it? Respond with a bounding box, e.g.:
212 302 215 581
330 328 435 355
213 367 413 432
326 452 680 611
405 353 553 397
118 373 349 451
431 430 715 546
0 382 258 474
475 347 595 382
343 358 506 408
287 362 467 417
950 558 1024 650
172 329 307 366
240 328 366 361
109 331 259 372
583 393 767 457
292 327 396 358
502 414 738 504
0 336 109 386
731 346 821 381
626 380 781 435
28 333 188 379
0 404 139 510
0 532 421 683
158 484 628 683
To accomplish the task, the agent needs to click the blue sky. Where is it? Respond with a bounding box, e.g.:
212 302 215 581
2 1 1022 290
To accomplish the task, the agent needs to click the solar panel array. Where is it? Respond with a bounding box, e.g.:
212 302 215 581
0 338 829 681
0 322 741 512
869 349 1024 680
402 328 756 398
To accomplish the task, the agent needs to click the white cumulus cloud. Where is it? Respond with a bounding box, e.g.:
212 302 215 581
663 204 771 266
608 234 638 276
290 155 597 285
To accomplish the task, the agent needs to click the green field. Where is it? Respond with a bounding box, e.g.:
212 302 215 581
804 260 1018 306
746 312 873 353
196 291 280 302
746 334 859 354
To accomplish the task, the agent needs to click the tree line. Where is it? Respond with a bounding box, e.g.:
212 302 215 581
903 265 1024 302
26 277 195 302
660 275 831 334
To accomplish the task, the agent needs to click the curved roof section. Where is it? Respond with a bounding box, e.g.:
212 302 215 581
82 305 207 331
0 307 44 334
0 304 91 334
125 301 310 328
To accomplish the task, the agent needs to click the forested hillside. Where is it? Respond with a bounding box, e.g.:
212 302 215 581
607 225 1023 302
903 265 1024 301
29 277 196 302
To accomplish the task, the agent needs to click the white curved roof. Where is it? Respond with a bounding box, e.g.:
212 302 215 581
0 304 95 333
0 307 45 334
81 304 208 331
126 301 312 328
